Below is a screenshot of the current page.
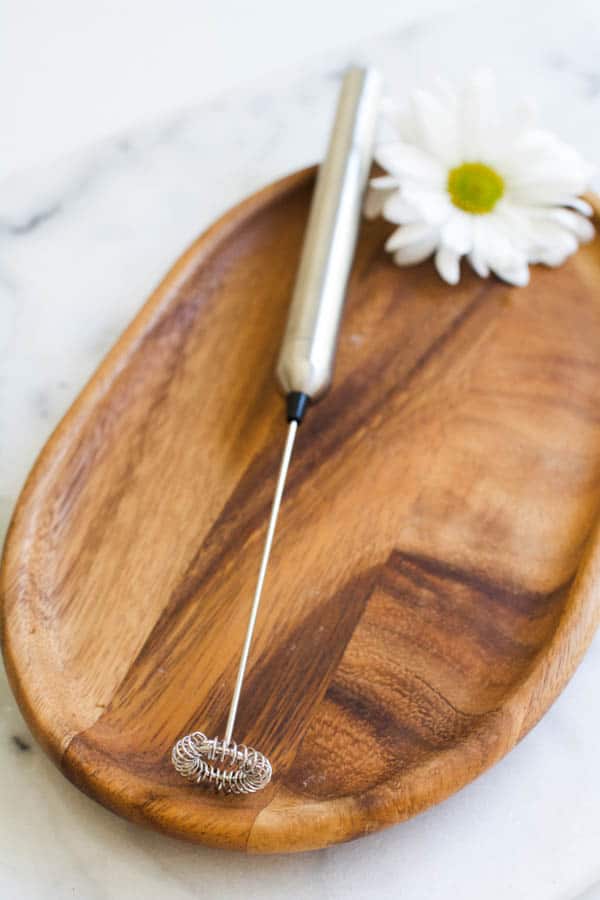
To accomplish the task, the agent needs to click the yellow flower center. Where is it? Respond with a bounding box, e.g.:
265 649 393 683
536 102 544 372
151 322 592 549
447 162 504 214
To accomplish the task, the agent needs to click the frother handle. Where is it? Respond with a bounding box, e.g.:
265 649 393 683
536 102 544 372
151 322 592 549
276 66 381 414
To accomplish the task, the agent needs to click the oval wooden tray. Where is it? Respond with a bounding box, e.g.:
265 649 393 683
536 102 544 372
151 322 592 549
3 168 600 853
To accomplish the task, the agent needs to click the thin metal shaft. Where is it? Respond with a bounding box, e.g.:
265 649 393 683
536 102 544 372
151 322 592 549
224 419 299 745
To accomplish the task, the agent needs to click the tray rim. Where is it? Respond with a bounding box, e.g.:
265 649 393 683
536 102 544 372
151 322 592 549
2 169 600 853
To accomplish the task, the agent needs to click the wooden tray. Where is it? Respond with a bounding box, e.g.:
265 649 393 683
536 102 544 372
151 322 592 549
3 168 600 853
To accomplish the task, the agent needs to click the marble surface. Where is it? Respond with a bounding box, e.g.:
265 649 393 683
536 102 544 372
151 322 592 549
2 1 600 897
4 0 460 174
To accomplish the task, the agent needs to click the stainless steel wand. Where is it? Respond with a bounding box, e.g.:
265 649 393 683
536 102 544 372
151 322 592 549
172 65 381 793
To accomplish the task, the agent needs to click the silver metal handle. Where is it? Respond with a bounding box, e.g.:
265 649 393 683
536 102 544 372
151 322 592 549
276 66 381 401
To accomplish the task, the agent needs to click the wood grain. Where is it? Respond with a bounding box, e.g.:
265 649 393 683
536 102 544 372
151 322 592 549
2 167 600 853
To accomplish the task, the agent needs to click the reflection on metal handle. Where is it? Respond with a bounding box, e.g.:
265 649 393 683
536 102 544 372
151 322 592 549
276 65 381 401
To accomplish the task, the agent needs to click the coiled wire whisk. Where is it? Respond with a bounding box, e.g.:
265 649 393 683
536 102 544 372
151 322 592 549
171 732 272 794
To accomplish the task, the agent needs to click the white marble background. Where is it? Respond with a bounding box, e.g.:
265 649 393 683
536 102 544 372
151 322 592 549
2 1 600 897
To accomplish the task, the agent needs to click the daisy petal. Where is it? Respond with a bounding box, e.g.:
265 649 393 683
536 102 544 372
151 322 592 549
468 250 490 278
382 193 419 224
369 175 398 190
364 187 394 219
440 211 473 254
565 197 593 216
460 68 498 159
532 247 571 267
509 177 590 206
471 213 524 268
543 208 595 243
411 88 460 166
401 184 453 225
431 77 458 111
375 142 445 185
380 98 417 143
393 234 438 266
385 222 437 252
492 259 530 286
435 246 461 284
531 222 579 258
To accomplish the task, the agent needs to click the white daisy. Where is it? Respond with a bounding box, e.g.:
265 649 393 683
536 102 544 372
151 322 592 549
365 71 595 286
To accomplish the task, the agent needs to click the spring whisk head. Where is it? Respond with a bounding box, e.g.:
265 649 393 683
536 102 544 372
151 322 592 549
171 732 272 794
